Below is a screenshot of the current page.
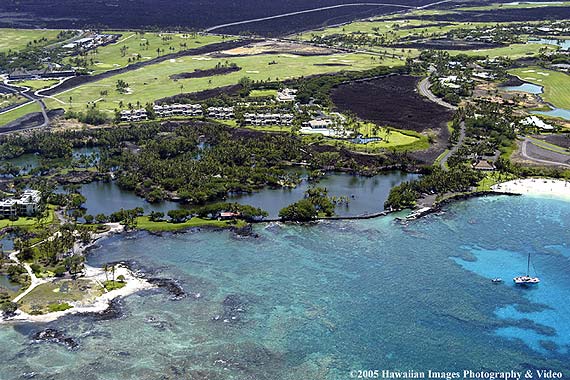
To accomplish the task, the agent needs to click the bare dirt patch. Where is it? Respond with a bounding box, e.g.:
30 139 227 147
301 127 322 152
169 66 241 80
217 41 335 57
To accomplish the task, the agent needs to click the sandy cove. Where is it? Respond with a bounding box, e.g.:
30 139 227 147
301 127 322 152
491 178 570 200
1 223 155 324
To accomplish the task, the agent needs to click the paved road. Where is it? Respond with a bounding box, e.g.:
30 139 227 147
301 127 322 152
417 77 457 111
439 121 465 169
205 0 456 32
416 77 462 169
205 3 414 32
0 82 50 131
521 137 570 168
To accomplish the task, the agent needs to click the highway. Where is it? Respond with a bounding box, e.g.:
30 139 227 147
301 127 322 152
206 0 455 32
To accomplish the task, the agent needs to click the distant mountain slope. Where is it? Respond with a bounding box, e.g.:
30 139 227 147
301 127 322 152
0 0 427 35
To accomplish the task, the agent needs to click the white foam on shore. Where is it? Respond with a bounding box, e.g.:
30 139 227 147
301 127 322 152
492 178 570 201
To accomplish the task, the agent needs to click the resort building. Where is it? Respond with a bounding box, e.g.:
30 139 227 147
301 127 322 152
120 109 148 122
243 113 294 126
8 69 76 81
300 116 352 138
0 190 41 218
276 88 297 102
153 103 203 117
62 34 119 52
472 160 496 171
207 107 234 119
521 116 555 131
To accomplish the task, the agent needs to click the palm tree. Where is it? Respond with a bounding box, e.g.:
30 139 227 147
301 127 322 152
103 264 109 282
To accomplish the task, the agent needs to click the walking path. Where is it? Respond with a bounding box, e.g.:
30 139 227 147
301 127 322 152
9 223 125 304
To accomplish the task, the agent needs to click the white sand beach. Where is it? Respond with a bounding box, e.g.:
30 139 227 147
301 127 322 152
1 223 155 324
492 178 570 200
4 265 154 324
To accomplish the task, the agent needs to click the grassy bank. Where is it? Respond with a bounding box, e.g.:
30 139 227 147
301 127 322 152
0 102 41 128
64 32 230 74
0 29 63 53
45 52 383 115
0 206 56 230
135 216 246 232
509 66 570 109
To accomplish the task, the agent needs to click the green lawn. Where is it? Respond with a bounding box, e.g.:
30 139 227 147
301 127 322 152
19 279 103 314
455 1 570 11
477 172 518 191
136 216 245 231
448 43 558 59
0 93 27 110
11 79 60 91
305 124 429 153
295 19 497 45
246 124 293 133
0 28 63 53
0 102 41 128
65 32 231 74
509 66 570 109
249 89 278 98
45 52 385 114
0 207 55 230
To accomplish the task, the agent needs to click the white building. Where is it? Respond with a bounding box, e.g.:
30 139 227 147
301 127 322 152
243 113 294 126
521 116 555 131
0 190 41 218
120 109 148 122
300 117 352 137
276 88 297 102
207 107 234 119
153 103 203 117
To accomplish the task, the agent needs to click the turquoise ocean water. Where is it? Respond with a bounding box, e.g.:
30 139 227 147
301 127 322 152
0 195 569 379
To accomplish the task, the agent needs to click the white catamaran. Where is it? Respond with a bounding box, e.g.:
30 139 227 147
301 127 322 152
513 251 540 286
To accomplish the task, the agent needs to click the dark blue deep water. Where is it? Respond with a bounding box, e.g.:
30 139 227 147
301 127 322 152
0 195 569 379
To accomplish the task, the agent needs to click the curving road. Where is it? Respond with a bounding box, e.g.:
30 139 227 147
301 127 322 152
0 82 50 131
438 121 465 169
417 77 463 169
521 137 570 168
205 0 453 32
417 77 457 111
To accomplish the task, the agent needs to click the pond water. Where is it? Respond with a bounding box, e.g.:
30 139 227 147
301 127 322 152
0 274 20 292
0 234 14 251
227 171 419 217
528 38 570 50
76 181 181 217
75 171 418 218
350 135 383 144
502 82 543 94
2 153 40 173
2 147 101 175
533 107 570 121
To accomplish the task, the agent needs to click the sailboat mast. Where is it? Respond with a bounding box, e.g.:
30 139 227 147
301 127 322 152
527 252 531 276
